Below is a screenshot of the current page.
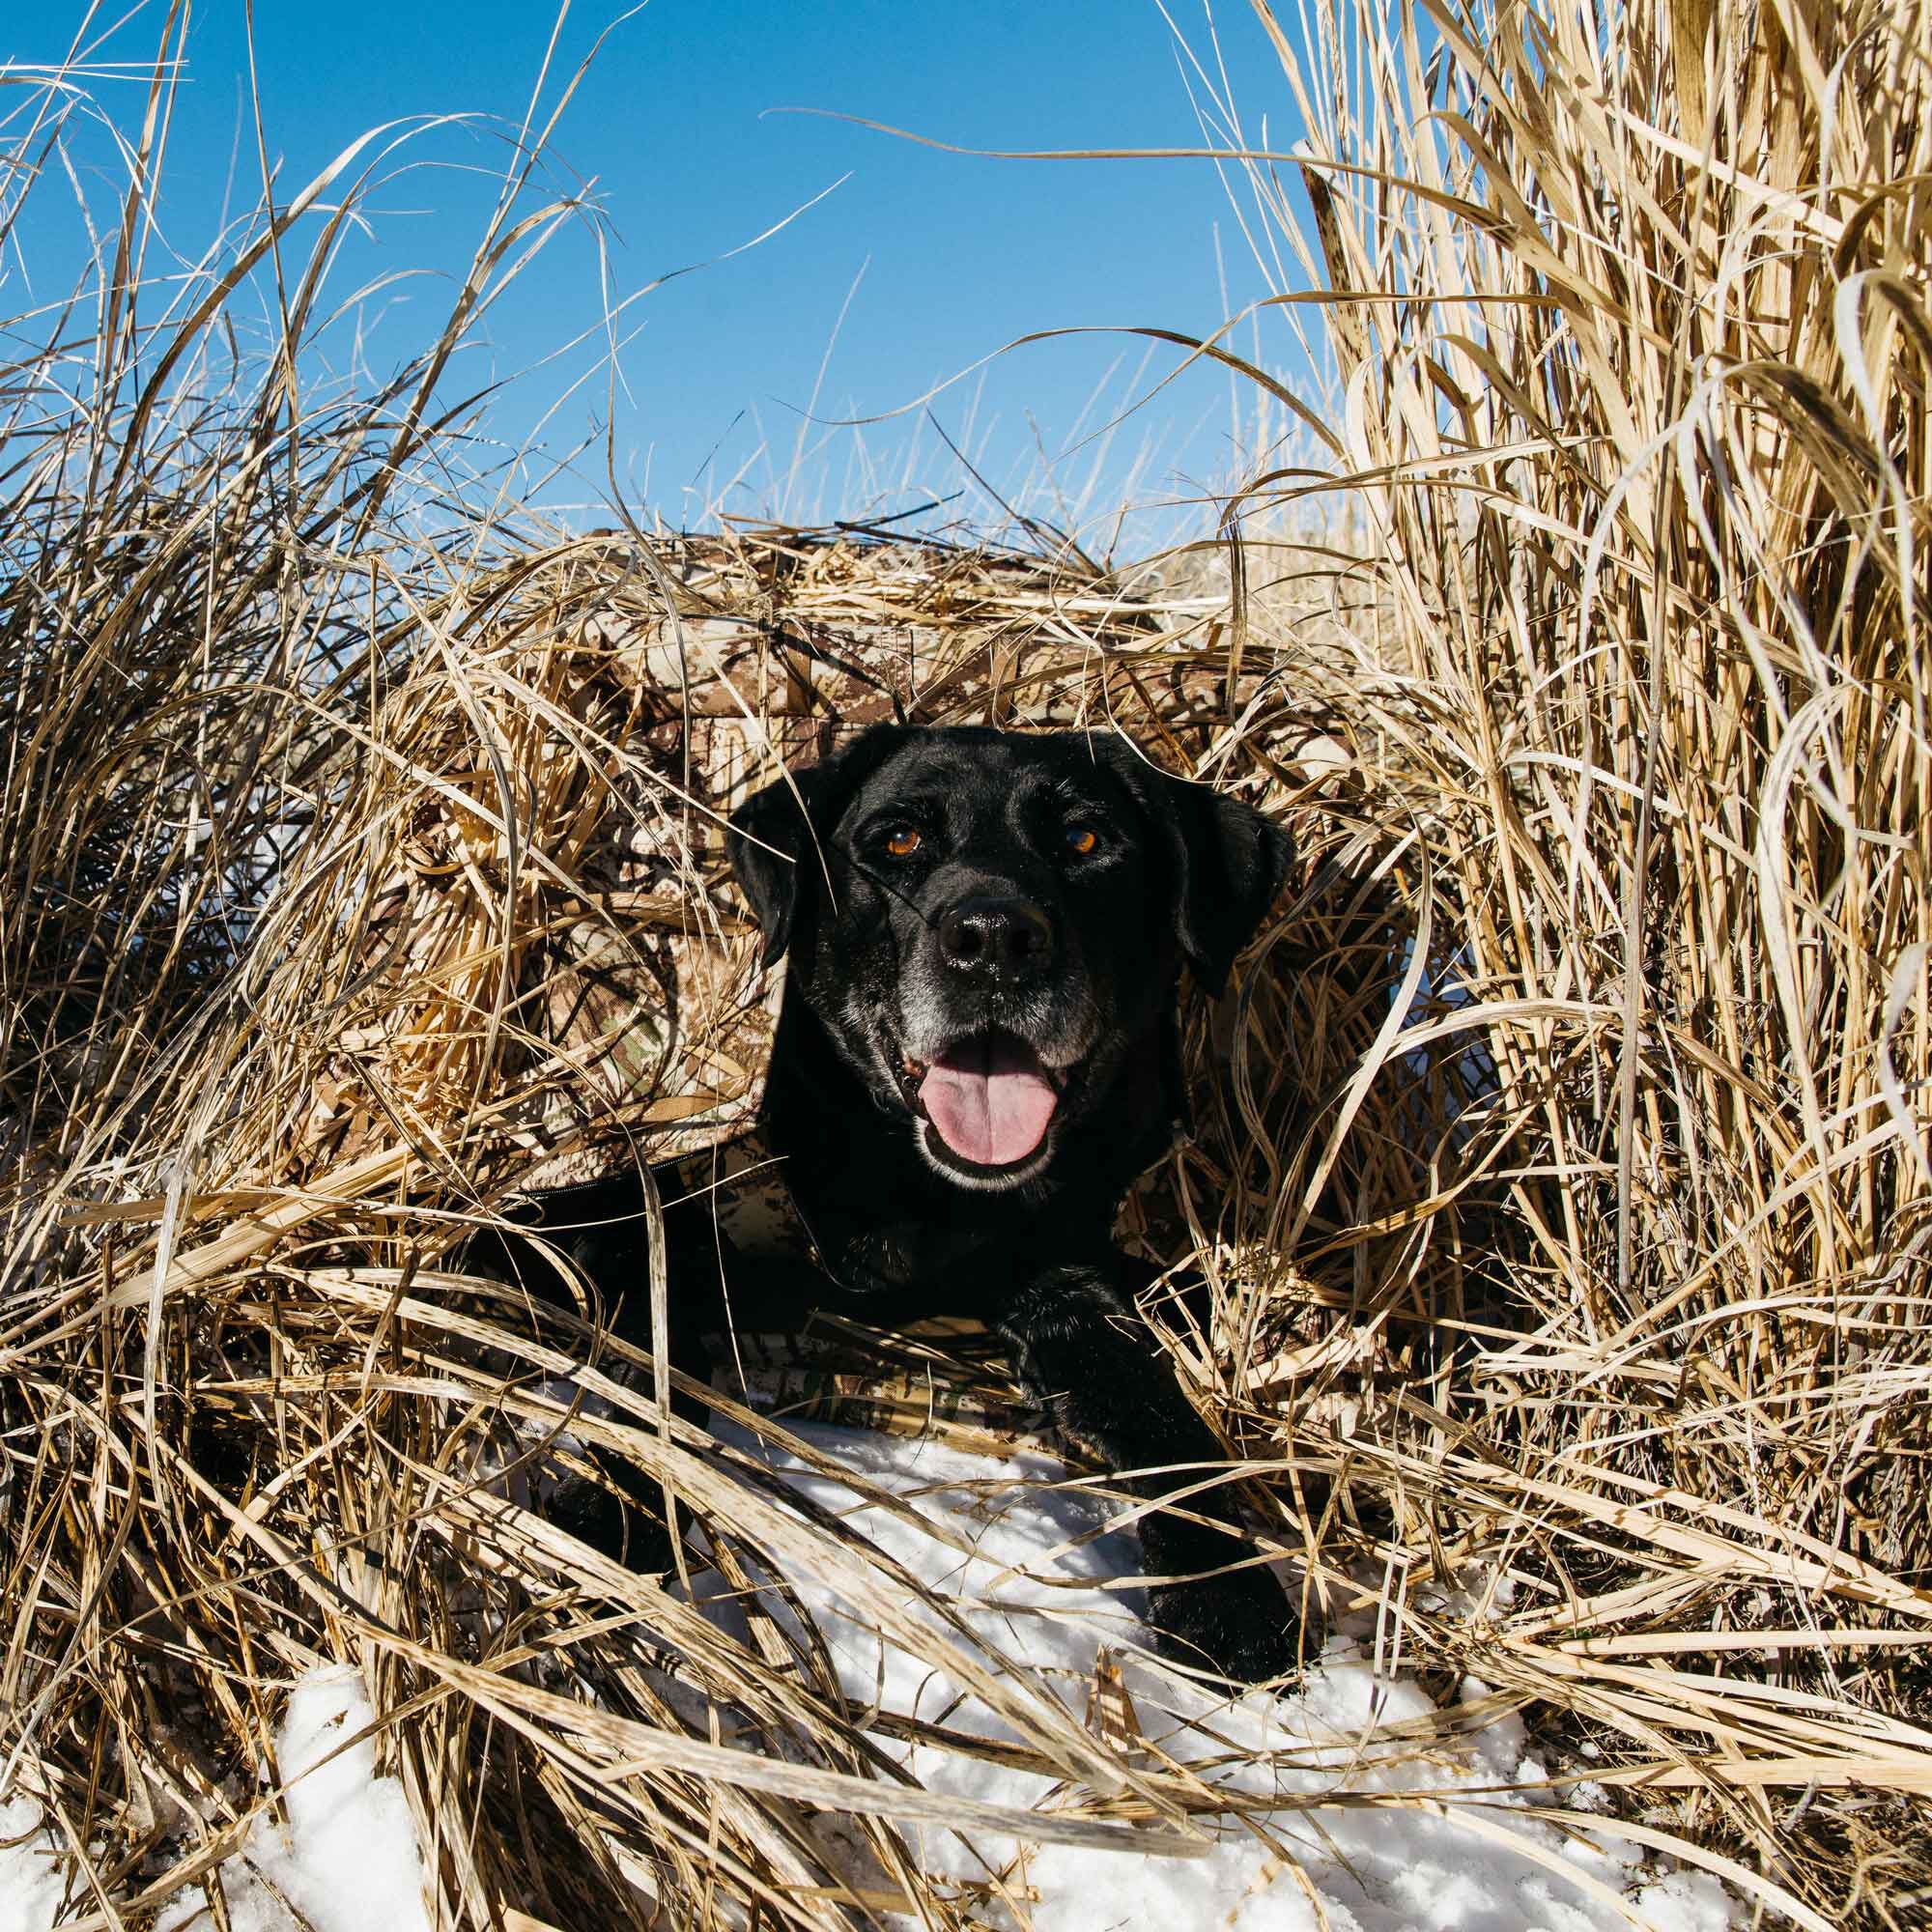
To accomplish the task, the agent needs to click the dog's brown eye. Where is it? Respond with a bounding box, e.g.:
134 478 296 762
1065 824 1100 858
883 825 923 858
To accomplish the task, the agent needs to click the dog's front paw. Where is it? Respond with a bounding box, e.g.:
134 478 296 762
1146 1568 1312 1685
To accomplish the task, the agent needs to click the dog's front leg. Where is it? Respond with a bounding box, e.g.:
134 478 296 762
994 1263 1305 1684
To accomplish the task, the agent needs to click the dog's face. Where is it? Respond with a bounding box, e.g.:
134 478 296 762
727 727 1292 1192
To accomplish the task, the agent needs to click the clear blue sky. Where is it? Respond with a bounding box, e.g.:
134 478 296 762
10 2 1329 549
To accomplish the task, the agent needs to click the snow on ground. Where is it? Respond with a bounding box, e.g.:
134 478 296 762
0 1801 71 1932
0 1426 1742 1931
0 1670 429 1932
696 1422 1741 1932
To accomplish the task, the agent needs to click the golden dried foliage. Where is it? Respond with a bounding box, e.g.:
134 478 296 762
3 0 1931 1924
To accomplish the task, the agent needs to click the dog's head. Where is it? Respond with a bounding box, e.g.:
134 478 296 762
727 726 1293 1192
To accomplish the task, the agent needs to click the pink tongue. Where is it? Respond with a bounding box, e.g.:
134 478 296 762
918 1038 1058 1166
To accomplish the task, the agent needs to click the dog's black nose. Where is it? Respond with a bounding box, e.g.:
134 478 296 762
938 896 1055 981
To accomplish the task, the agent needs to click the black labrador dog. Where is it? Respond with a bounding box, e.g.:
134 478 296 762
494 724 1303 1681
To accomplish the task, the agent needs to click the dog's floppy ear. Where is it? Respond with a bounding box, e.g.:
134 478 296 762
1151 770 1296 997
726 726 911 966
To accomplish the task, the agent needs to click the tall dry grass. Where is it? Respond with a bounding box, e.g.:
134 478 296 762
2 0 1930 1928
1175 0 1932 1914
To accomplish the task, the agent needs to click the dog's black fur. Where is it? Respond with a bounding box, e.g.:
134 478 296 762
490 725 1303 1681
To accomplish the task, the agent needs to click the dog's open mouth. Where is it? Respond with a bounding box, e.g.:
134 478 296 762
899 1032 1063 1171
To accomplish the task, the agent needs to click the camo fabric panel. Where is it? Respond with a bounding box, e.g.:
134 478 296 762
703 1312 1061 1460
302 531 1287 1188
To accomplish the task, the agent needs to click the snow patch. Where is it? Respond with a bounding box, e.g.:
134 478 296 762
686 1422 1746 1932
0 1798 73 1932
149 1667 430 1932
